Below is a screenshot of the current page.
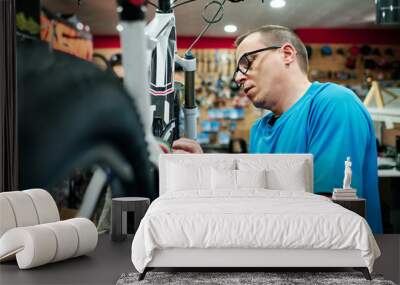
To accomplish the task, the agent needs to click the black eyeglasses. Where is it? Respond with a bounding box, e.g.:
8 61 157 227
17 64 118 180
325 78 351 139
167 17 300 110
233 46 281 82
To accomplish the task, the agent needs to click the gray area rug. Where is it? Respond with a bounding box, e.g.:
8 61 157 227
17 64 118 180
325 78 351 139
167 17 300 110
116 271 396 285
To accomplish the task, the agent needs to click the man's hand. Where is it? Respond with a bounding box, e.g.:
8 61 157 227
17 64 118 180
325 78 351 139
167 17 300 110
172 138 203 154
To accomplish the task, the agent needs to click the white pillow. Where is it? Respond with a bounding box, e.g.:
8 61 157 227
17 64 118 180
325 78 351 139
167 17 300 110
265 163 307 191
236 169 267 189
211 168 236 190
167 162 211 191
237 159 308 191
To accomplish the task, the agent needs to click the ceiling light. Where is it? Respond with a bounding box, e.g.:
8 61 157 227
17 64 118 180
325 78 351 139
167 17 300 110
224 24 237 33
270 0 286 8
116 24 124 32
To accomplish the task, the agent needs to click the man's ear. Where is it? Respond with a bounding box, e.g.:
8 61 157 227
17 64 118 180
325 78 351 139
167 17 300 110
281 43 297 66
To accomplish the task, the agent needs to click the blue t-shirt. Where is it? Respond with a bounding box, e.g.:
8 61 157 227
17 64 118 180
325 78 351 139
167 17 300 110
250 82 382 233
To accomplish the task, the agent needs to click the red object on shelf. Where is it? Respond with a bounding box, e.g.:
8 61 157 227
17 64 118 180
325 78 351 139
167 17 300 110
129 0 144 5
295 28 400 45
94 36 236 49
94 28 400 50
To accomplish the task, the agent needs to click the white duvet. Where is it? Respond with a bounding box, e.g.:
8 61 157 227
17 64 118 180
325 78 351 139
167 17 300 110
131 190 380 273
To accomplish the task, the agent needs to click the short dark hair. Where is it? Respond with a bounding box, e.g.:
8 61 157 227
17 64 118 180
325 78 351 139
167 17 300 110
235 25 308 74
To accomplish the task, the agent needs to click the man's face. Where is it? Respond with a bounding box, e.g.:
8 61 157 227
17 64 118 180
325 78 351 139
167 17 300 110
235 33 283 109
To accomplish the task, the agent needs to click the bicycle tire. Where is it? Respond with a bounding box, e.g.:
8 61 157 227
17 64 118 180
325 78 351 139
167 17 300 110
17 39 157 200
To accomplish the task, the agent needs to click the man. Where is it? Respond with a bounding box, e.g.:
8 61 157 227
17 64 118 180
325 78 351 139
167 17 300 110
172 25 382 233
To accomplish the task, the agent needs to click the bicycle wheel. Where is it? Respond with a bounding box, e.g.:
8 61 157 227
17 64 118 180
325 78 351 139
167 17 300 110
17 39 157 201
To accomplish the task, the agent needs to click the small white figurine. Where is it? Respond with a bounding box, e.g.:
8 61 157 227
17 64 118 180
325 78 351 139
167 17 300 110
342 156 352 189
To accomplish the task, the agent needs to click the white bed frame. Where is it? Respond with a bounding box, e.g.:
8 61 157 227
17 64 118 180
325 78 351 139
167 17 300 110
139 154 371 280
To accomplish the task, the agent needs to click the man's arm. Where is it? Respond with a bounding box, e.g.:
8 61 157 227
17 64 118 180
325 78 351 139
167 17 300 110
308 91 369 194
172 138 203 154
308 85 382 233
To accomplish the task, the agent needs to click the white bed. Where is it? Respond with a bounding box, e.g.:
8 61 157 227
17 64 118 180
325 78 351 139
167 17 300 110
131 154 380 280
